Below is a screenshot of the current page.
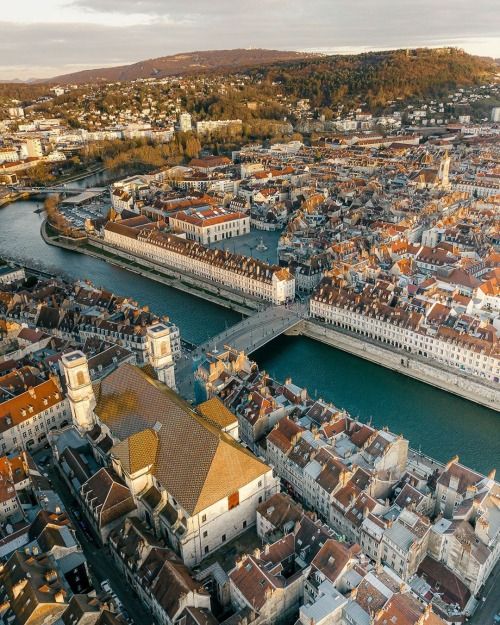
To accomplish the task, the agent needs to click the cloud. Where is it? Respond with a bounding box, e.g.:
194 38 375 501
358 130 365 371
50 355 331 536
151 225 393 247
1 0 499 80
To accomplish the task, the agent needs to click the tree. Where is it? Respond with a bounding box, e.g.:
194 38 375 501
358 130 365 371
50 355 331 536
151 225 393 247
25 163 55 186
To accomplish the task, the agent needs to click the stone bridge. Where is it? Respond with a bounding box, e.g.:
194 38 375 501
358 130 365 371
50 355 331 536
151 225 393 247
176 303 306 399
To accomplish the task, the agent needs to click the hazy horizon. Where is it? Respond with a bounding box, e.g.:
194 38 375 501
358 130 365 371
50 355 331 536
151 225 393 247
1 0 499 81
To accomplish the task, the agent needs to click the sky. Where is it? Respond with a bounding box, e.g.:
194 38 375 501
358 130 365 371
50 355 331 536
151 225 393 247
1 0 499 80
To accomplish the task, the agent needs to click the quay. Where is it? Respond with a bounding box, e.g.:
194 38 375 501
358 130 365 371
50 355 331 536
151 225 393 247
40 220 500 411
41 219 263 315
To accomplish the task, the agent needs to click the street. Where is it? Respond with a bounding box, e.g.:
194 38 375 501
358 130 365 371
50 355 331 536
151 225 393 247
470 561 500 625
46 461 152 625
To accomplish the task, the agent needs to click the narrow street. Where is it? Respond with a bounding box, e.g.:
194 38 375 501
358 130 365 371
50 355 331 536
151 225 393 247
46 461 152 625
470 561 500 625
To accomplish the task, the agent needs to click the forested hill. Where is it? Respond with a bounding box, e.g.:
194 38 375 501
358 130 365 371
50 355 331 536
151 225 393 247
247 48 495 109
43 49 317 84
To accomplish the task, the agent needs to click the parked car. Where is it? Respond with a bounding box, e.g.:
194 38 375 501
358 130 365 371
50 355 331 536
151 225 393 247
100 579 112 594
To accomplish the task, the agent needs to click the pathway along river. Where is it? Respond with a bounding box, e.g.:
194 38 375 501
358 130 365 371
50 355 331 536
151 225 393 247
0 171 498 474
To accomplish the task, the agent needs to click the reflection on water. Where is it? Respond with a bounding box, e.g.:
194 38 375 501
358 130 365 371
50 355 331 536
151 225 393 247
0 174 498 473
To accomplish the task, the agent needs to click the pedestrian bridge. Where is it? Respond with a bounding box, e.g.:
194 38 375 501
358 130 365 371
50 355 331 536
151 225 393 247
201 302 306 356
175 303 306 399
10 185 107 195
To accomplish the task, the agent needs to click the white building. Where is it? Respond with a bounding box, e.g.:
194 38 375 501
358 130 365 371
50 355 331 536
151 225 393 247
169 206 250 244
0 378 70 455
0 147 19 164
310 284 499 383
104 221 295 305
61 353 279 566
0 265 25 285
23 137 43 159
179 112 192 133
196 119 242 135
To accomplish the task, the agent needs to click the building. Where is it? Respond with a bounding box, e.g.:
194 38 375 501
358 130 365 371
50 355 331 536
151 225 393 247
179 112 193 133
103 220 295 305
310 281 499 383
60 353 279 566
23 137 44 159
109 517 211 625
491 107 500 123
196 120 242 135
169 206 250 244
0 377 70 455
0 147 19 164
0 263 25 285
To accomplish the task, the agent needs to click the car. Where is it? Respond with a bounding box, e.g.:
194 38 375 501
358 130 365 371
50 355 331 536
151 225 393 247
493 614 500 624
100 579 112 594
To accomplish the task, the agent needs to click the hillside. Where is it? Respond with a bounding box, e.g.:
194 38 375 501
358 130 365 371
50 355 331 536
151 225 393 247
249 48 496 109
44 49 318 84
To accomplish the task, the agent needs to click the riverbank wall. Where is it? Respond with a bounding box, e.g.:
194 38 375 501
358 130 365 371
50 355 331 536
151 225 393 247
289 319 499 411
0 191 31 207
41 220 261 315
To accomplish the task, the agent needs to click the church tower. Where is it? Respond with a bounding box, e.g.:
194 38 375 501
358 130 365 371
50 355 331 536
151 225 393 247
438 150 450 187
61 351 95 434
147 324 176 390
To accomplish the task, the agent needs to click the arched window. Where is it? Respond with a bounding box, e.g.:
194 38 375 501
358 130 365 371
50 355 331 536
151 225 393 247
76 371 86 386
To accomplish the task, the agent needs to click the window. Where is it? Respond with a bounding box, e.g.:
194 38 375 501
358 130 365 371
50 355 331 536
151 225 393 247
258 496 263 504
203 531 208 538
204 546 209 554
201 514 206 523
242 520 247 529
228 491 239 510
222 534 226 543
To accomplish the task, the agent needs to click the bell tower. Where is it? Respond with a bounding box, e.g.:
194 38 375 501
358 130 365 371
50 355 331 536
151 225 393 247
61 351 95 433
147 324 176 390
438 150 450 187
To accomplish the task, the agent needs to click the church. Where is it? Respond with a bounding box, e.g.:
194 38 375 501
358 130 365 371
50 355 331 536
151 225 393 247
59 323 278 566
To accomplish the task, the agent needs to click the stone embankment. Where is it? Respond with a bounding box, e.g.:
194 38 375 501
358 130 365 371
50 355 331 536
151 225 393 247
41 220 261 314
289 320 499 411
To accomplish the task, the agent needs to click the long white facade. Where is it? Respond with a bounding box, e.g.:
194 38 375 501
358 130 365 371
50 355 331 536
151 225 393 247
104 223 295 305
310 297 499 382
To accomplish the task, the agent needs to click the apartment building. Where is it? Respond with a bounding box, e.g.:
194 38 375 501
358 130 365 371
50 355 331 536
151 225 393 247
0 377 69 455
310 282 499 382
104 220 295 305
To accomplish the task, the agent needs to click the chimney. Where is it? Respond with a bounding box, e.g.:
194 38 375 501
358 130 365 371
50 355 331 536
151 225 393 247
445 455 459 470
54 589 65 603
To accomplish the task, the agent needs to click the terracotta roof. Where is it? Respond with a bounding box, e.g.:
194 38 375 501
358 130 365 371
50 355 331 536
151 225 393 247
0 378 63 433
98 364 269 515
112 429 159 474
197 397 237 429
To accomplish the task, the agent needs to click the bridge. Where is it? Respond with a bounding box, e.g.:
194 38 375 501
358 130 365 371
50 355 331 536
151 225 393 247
175 303 306 399
9 185 107 195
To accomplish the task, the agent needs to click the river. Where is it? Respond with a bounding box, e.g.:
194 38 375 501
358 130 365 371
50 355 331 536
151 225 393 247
0 171 498 474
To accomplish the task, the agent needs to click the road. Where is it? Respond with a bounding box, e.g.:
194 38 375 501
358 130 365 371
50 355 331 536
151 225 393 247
470 561 500 625
46 460 152 625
